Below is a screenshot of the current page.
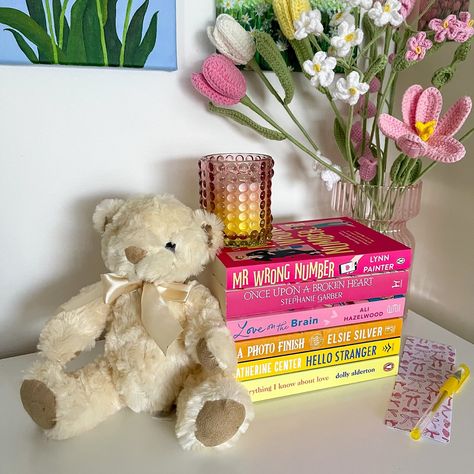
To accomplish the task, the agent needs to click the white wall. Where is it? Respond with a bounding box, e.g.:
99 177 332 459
0 0 473 358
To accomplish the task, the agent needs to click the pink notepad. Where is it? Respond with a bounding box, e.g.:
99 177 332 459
385 336 456 443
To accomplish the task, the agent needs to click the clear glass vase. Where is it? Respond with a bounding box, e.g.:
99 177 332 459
331 181 423 248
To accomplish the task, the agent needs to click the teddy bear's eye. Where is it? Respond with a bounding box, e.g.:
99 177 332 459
165 242 176 253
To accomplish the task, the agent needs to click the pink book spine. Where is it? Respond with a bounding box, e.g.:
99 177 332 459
227 297 406 341
225 271 409 318
225 249 412 290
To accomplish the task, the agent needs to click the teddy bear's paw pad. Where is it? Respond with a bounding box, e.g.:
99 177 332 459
195 399 246 447
196 339 220 371
20 379 57 430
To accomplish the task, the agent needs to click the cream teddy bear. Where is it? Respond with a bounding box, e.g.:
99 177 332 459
20 195 254 450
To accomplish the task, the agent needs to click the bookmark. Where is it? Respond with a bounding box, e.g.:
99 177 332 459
384 336 456 443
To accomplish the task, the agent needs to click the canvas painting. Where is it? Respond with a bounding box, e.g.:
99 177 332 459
216 0 345 71
0 0 176 70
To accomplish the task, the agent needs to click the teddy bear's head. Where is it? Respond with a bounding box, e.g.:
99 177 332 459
92 195 223 283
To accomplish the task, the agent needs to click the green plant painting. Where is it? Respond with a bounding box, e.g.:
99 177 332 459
0 1 176 69
216 0 345 71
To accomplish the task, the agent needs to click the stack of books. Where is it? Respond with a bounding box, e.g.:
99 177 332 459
208 217 412 402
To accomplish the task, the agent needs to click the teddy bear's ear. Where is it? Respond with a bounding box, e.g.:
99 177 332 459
193 209 224 257
92 198 125 234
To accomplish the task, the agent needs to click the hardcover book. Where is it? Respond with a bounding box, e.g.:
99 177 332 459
228 296 406 342
236 317 403 362
211 270 409 318
210 217 412 290
236 337 401 381
244 354 400 402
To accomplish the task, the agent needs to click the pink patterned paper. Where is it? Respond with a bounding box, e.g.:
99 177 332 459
385 336 456 443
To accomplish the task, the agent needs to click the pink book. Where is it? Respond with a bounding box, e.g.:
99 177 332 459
228 296 406 341
211 217 411 290
209 270 409 318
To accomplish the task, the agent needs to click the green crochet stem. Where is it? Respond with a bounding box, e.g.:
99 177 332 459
240 96 357 185
322 87 345 128
247 58 319 152
360 93 370 154
208 103 285 141
345 106 355 180
358 30 383 62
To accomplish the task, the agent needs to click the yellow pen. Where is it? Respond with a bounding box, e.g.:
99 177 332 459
410 364 470 441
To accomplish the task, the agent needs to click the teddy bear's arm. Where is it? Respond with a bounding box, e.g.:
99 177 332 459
184 283 237 373
37 282 111 365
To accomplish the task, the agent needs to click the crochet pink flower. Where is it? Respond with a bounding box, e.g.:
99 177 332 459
455 12 474 42
379 85 472 163
400 0 415 19
429 15 462 42
405 32 432 61
191 54 246 106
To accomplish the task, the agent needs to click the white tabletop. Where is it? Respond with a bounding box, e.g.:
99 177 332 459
1 311 473 474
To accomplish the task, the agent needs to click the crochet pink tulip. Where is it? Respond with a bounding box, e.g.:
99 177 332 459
405 32 432 61
351 121 372 156
455 12 474 42
358 155 378 181
429 15 462 42
191 54 246 106
379 85 472 163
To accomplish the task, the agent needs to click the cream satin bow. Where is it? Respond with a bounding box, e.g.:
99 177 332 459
101 273 193 354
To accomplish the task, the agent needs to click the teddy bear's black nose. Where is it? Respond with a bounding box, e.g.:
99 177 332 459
165 242 176 253
125 246 147 264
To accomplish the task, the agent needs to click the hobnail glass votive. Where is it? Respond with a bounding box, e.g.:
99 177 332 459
199 153 274 247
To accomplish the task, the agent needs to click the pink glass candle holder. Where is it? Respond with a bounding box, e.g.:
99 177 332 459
199 153 274 247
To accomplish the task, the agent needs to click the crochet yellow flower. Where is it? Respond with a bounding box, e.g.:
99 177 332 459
272 0 311 40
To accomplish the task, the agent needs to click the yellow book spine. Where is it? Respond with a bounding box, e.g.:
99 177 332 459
243 355 400 402
236 317 403 362
236 337 401 381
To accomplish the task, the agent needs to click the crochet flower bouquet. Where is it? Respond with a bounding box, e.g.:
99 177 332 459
191 0 474 213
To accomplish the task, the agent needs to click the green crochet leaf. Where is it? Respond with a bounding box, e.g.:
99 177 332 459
407 159 422 184
390 155 421 185
208 103 286 141
362 14 374 42
454 39 472 63
390 153 406 183
392 51 411 72
254 31 295 105
432 66 455 89
364 55 387 82
392 29 401 45
289 38 313 74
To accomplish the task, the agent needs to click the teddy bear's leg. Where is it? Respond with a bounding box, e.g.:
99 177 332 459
20 356 123 440
175 371 254 450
